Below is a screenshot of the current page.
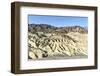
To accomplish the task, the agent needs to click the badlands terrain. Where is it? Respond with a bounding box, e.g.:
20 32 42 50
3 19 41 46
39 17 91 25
28 24 88 60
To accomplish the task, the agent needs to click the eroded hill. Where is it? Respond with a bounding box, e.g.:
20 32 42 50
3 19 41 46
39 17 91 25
28 24 88 60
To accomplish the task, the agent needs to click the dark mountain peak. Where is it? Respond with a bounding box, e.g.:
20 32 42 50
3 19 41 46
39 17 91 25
29 23 55 28
28 24 88 34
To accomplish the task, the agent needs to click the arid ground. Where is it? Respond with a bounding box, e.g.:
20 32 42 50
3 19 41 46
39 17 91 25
28 24 88 60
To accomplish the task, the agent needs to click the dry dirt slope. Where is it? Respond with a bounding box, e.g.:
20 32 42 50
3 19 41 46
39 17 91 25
28 32 87 60
28 24 88 60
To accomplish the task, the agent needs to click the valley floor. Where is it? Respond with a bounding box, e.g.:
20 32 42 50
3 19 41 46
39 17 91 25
29 55 88 60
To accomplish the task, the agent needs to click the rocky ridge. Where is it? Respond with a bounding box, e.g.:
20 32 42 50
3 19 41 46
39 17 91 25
28 24 88 60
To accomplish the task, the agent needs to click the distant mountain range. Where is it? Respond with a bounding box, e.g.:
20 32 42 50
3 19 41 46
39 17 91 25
28 24 88 34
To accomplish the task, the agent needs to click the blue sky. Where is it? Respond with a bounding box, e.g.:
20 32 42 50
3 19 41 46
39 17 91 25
28 15 88 27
